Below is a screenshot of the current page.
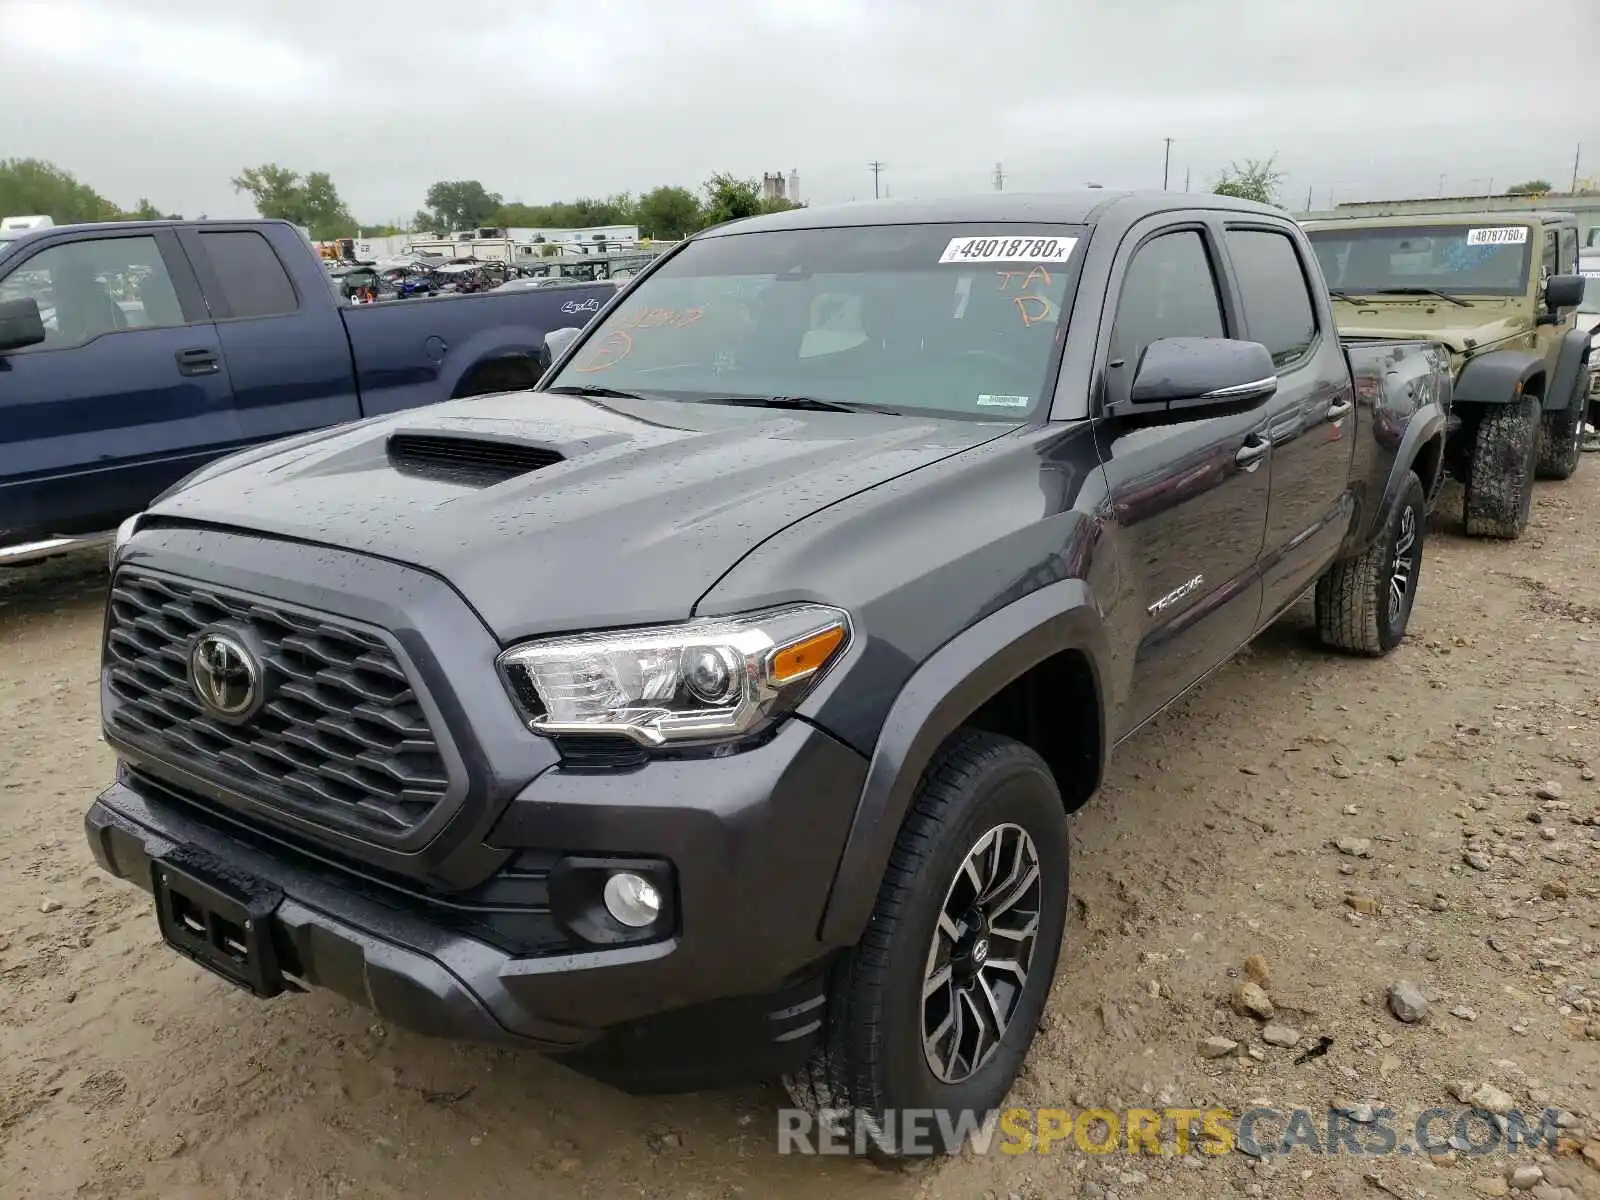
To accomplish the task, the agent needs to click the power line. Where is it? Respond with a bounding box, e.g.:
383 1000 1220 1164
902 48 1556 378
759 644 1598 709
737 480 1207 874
869 160 885 199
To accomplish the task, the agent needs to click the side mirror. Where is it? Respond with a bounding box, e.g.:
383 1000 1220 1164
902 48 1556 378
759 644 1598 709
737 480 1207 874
1115 336 1278 418
1543 273 1586 312
0 297 46 353
544 325 583 363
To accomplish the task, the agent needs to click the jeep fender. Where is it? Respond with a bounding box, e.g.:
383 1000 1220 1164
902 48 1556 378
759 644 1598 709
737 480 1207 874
1452 349 1546 406
816 579 1111 946
1544 329 1593 412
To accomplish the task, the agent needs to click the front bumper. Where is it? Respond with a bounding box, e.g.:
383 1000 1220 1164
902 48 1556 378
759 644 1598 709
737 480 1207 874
87 710 868 1093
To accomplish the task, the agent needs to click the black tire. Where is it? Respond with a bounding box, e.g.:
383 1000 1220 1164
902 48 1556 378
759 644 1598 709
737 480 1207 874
784 729 1068 1161
1535 366 1589 481
1315 469 1425 657
1462 395 1541 539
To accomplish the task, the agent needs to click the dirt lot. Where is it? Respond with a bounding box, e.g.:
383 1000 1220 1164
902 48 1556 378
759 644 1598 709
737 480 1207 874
2 476 1598 1200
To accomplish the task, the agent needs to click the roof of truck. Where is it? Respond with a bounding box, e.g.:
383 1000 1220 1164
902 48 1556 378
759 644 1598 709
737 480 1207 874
0 217 300 248
699 190 1290 237
1302 210 1577 230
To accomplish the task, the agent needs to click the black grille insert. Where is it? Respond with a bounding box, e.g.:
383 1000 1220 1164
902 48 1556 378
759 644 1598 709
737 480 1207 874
386 432 563 485
105 571 450 841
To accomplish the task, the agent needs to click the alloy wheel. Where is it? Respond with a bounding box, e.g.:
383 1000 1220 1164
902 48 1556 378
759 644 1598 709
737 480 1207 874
1388 503 1417 625
921 822 1043 1084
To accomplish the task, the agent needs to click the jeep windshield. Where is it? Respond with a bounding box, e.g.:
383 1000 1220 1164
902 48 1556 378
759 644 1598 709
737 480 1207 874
1306 223 1533 299
542 223 1086 420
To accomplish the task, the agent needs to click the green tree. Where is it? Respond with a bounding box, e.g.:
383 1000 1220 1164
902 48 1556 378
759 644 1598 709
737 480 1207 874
1212 155 1285 207
0 158 122 223
702 173 764 226
1505 179 1553 195
120 198 182 221
633 185 703 238
231 163 354 239
421 180 504 232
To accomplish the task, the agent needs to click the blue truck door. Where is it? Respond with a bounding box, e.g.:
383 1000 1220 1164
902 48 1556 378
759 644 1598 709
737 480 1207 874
175 226 361 443
0 228 237 540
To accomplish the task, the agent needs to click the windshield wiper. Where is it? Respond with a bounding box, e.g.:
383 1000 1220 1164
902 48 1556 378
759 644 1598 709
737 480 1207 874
1364 287 1472 308
695 395 906 416
544 384 654 401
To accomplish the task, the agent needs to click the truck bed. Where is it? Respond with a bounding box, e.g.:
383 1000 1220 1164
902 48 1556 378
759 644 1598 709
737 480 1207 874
340 283 617 416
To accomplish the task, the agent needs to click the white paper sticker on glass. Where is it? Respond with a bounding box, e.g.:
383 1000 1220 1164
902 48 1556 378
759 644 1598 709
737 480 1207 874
939 235 1079 264
1465 226 1528 246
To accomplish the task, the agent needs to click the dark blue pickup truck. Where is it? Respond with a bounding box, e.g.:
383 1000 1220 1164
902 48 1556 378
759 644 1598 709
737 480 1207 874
0 218 617 563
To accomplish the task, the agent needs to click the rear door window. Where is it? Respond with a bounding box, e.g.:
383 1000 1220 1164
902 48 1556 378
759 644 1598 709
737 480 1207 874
200 231 298 319
1225 229 1319 368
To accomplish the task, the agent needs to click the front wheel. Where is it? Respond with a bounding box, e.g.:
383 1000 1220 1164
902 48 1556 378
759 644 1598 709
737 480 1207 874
784 729 1068 1160
1463 396 1541 538
1315 469 1426 656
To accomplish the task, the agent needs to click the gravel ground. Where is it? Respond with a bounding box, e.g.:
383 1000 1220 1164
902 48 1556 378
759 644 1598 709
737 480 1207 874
1 477 1597 1200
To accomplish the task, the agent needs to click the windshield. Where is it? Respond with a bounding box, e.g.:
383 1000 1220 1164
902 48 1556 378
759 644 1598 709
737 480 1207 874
543 222 1086 419
1306 224 1534 297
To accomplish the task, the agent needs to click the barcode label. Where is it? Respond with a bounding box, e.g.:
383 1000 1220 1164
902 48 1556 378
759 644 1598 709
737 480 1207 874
939 236 1079 264
1465 227 1528 246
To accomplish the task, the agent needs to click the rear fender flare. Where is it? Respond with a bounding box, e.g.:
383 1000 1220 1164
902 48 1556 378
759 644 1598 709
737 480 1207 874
816 579 1111 946
1452 349 1546 406
1544 329 1593 412
1381 407 1447 526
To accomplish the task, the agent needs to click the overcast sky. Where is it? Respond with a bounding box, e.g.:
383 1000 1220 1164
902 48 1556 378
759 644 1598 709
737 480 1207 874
2 0 1596 223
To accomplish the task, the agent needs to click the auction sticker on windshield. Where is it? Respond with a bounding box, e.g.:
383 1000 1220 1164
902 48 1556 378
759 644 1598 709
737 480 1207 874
1465 227 1528 246
939 236 1079 264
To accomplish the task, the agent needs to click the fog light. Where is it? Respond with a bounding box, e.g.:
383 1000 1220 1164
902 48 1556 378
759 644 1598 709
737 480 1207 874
603 872 662 928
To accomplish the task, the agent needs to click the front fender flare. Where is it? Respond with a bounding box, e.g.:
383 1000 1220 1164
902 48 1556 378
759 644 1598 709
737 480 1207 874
1452 349 1546 406
816 579 1111 946
1544 329 1592 412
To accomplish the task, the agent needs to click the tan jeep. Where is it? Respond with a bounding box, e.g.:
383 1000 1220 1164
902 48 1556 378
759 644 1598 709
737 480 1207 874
1302 211 1592 539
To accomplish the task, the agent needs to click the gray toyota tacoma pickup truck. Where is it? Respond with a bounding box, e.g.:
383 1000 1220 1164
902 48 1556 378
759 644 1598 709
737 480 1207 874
86 191 1451 1158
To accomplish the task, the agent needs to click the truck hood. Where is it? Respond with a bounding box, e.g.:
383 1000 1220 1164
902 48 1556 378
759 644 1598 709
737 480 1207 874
147 391 1014 641
1330 297 1529 356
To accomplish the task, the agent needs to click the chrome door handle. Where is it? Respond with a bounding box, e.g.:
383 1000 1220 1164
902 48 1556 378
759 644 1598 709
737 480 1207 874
1236 438 1271 465
1327 400 1353 420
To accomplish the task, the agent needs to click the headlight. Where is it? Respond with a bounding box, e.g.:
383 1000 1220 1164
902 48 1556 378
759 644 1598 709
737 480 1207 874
496 604 851 747
110 513 141 566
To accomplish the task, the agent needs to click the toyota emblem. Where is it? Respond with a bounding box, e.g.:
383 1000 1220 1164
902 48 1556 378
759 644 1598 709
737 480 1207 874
188 631 261 719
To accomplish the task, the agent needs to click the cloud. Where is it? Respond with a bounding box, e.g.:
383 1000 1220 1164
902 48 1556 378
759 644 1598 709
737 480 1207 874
0 0 1594 221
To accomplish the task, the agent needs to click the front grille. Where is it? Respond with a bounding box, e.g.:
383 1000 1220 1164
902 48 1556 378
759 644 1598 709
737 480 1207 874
105 570 451 841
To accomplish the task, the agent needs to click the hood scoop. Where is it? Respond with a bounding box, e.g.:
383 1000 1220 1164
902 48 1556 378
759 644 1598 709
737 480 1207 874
385 430 565 486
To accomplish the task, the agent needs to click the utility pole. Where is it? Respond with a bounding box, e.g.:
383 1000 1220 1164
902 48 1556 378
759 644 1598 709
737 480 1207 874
1184 168 1190 193
1162 138 1173 189
869 161 884 199
1572 142 1582 193
993 162 1004 191
1305 185 1312 211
